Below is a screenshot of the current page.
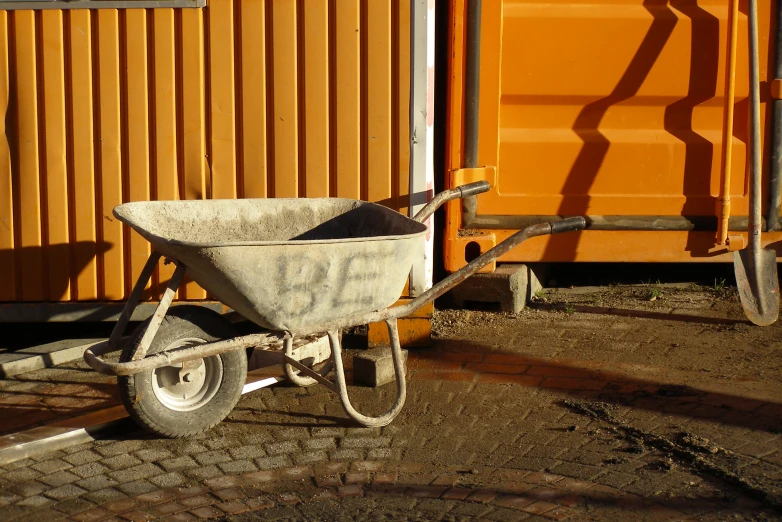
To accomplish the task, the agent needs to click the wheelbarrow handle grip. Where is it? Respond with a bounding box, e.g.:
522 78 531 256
457 180 491 198
550 216 587 234
413 181 492 223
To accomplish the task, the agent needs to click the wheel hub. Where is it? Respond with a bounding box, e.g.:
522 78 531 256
151 337 224 412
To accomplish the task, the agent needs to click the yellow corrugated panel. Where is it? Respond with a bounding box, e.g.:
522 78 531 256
124 9 151 298
366 0 392 203
271 0 298 198
41 10 71 301
0 11 13 301
301 0 329 198
335 0 360 199
238 0 267 199
96 10 124 300
68 10 98 301
0 0 411 304
13 11 44 301
207 0 236 200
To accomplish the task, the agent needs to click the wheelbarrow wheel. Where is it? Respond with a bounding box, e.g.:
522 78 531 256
118 306 246 438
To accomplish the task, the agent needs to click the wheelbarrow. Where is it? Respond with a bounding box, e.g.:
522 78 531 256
84 182 585 437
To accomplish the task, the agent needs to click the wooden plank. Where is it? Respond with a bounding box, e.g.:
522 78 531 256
239 0 267 198
153 8 179 297
334 0 360 198
366 0 391 203
0 12 14 301
271 0 297 198
13 11 43 301
96 9 124 300
68 9 98 300
302 0 329 198
207 0 236 199
124 9 151 297
41 10 71 301
180 7 206 299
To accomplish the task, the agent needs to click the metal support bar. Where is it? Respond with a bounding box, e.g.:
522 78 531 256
106 251 162 352
281 337 334 387
281 353 337 392
464 0 482 168
132 262 186 361
766 2 782 231
84 332 284 377
327 320 407 428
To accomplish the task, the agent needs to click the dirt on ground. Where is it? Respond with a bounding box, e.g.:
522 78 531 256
0 282 781 521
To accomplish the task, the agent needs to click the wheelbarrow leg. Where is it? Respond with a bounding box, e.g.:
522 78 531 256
328 319 407 428
105 251 162 353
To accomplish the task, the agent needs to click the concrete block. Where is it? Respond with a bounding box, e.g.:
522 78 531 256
353 348 408 387
450 264 529 313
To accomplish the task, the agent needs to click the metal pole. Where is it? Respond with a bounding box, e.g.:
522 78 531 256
464 0 482 168
748 0 762 250
766 1 782 231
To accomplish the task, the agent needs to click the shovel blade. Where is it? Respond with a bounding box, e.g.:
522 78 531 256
733 248 780 326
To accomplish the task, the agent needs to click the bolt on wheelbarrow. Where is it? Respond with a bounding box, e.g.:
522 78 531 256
83 181 586 437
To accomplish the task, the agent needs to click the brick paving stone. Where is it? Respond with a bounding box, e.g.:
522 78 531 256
4 468 43 482
32 459 73 474
70 463 110 479
83 487 126 504
330 449 364 461
52 497 95 515
184 465 223 481
521 500 558 515
45 485 88 500
76 476 120 493
109 463 162 484
218 460 257 474
265 441 300 456
95 441 147 459
228 445 267 460
149 473 186 489
101 455 142 472
63 451 103 467
216 500 249 515
69 507 111 521
17 494 53 508
189 506 221 519
159 457 199 473
119 510 156 521
179 494 216 509
254 455 294 470
193 451 232 466
117 480 158 496
159 513 198 522
40 470 82 487
134 449 174 463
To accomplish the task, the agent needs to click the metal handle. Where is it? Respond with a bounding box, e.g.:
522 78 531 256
550 217 587 235
413 182 492 223
458 181 490 198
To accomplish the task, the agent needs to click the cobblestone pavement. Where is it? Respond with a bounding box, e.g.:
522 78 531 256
0 286 780 521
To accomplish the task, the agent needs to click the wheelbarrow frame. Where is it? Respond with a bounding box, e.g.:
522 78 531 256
84 182 586 428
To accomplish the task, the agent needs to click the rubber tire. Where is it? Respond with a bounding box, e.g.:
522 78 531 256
118 306 246 438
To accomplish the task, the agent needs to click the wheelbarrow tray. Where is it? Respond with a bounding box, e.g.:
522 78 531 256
114 198 427 331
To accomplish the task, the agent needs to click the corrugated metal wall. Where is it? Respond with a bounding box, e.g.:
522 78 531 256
0 0 411 303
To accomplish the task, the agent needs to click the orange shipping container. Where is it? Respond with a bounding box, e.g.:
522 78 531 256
444 0 782 270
